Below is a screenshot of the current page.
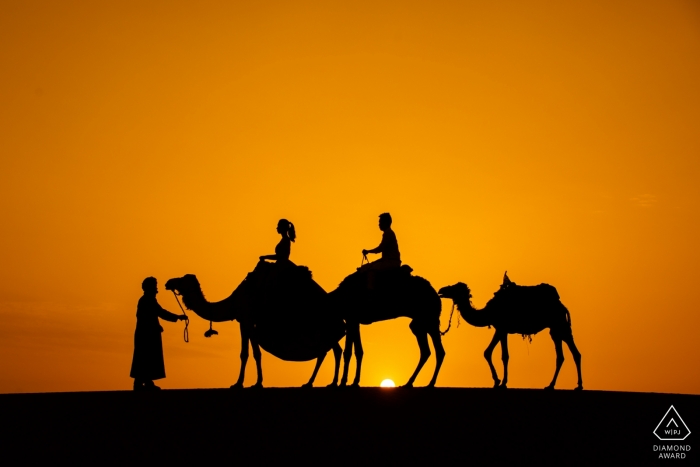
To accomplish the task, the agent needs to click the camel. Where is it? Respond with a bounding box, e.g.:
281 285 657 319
329 266 445 388
167 262 445 388
438 277 583 390
165 262 345 388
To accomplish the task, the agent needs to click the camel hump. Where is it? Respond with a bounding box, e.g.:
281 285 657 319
519 283 560 301
291 265 313 281
537 283 560 300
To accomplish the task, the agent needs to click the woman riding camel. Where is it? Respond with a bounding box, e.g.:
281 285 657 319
260 219 296 267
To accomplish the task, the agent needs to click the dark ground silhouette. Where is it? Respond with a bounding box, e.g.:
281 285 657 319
1 388 697 465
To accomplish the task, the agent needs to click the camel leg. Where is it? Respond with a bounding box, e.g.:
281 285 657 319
231 324 250 389
499 334 509 389
351 325 364 387
426 327 446 387
327 343 342 387
545 336 564 390
564 334 583 390
250 332 263 389
302 352 327 388
339 324 355 387
484 331 502 388
404 320 431 388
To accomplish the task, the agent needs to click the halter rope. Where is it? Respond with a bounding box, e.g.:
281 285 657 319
440 302 457 336
172 291 189 343
360 253 369 267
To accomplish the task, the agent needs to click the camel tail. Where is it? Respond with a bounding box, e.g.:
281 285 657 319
440 303 456 336
563 303 571 327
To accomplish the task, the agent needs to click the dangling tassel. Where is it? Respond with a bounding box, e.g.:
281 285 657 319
204 320 218 338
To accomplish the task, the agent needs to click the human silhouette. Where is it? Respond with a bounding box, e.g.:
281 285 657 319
130 277 187 391
260 219 296 266
360 213 401 289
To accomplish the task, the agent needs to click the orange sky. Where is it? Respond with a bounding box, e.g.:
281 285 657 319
1 0 699 394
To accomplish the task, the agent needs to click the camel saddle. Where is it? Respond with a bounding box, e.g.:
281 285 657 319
493 275 560 302
362 264 414 293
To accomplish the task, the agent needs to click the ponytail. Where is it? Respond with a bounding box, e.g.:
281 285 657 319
278 218 296 242
288 221 296 242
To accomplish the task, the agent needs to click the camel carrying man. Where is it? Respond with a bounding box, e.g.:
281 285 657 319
360 213 402 289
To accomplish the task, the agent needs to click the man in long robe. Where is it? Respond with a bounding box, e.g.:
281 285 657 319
130 277 187 391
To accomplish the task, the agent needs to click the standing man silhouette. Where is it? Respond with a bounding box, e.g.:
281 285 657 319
360 213 402 288
130 277 187 391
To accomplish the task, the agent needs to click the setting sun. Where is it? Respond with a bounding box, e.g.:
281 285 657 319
380 379 396 388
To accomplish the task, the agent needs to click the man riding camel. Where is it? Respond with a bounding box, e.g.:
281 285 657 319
360 213 401 289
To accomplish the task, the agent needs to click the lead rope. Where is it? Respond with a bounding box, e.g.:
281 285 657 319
172 291 189 343
360 253 369 267
440 303 457 336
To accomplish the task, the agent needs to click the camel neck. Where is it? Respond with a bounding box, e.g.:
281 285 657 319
455 296 491 328
180 286 242 323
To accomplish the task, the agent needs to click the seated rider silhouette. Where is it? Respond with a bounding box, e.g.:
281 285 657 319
259 218 296 268
360 213 401 289
256 219 304 303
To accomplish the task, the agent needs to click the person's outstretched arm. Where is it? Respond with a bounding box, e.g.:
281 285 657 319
155 302 186 322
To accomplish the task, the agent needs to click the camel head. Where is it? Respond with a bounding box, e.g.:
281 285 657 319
438 283 472 302
165 274 202 298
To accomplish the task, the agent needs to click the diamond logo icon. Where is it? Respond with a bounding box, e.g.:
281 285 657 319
654 406 691 441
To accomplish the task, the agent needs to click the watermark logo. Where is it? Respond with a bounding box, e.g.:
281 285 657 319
654 406 691 441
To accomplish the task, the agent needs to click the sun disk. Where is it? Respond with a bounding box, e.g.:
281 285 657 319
380 379 396 388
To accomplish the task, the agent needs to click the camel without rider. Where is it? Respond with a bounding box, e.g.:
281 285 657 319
438 275 583 390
